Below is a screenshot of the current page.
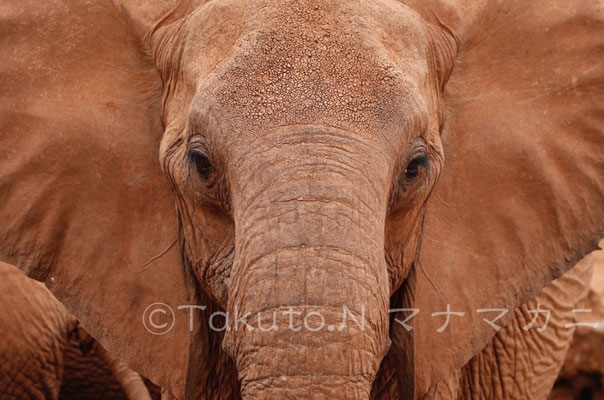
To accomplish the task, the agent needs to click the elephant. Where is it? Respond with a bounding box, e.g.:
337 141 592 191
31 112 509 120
0 262 157 400
418 251 597 399
0 0 602 399
550 248 604 399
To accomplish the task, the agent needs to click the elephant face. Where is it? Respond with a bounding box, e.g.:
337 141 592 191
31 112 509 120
1 0 602 398
153 2 446 393
158 0 441 309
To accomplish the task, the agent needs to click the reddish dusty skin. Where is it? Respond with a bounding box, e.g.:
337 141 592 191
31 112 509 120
418 253 595 400
551 248 604 399
0 262 155 400
0 0 603 399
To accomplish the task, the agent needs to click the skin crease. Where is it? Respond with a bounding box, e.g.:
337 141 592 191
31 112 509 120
0 0 602 399
0 262 155 400
417 255 594 400
456 257 593 400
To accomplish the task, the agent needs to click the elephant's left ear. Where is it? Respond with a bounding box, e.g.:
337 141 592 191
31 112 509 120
0 1 202 398
397 0 604 396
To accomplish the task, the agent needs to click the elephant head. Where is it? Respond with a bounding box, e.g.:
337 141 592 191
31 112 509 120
1 0 602 398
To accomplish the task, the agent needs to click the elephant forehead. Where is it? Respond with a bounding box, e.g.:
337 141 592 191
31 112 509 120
190 0 429 140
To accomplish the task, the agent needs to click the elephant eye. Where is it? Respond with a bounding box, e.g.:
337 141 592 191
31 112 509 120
405 154 429 180
189 149 213 179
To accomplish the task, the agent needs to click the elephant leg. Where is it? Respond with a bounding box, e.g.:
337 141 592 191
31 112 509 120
95 344 152 400
457 253 594 400
422 370 462 400
59 323 158 400
160 389 178 400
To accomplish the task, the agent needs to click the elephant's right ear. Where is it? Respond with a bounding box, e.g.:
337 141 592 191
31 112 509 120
395 0 604 397
0 1 200 398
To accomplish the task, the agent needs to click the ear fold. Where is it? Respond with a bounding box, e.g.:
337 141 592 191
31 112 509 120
0 1 200 398
395 0 604 396
112 0 202 38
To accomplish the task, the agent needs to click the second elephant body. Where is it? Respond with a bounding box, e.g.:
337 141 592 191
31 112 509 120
0 262 156 400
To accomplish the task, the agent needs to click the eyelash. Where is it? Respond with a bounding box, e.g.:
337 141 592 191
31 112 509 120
189 148 213 179
404 154 429 180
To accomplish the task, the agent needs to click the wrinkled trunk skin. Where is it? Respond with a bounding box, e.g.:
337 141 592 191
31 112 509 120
223 129 392 399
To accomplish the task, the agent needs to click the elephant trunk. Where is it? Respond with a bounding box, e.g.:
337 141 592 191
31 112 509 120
96 340 152 400
222 127 392 399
